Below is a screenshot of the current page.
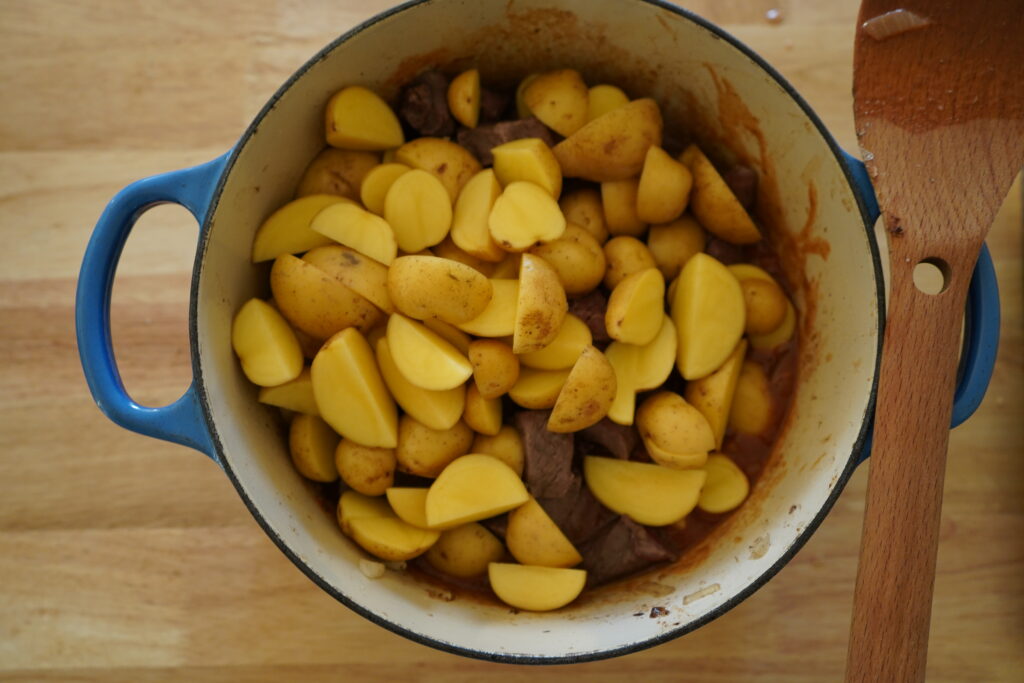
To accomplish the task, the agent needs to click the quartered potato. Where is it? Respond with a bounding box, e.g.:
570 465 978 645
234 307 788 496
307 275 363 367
387 255 493 324
681 144 761 245
376 338 465 431
468 339 520 399
271 254 382 340
296 148 380 200
471 425 525 477
506 497 582 568
451 169 505 262
304 245 394 315
310 201 398 266
395 137 481 202
583 456 706 526
251 194 349 263
386 313 473 391
605 267 665 345
488 563 586 612
396 415 473 478
586 84 629 122
463 383 502 436
515 73 539 118
289 414 340 482
671 252 745 380
601 178 646 237
336 439 396 496
685 340 747 449
698 454 750 514
427 523 505 578
636 146 693 224
513 253 568 354
558 187 608 244
604 315 677 425
553 98 663 182
523 68 589 137
258 366 319 416
325 85 404 150
548 345 616 433
447 68 481 128
519 313 592 370
360 162 410 215
425 454 529 529
492 137 562 199
231 298 304 387
488 180 566 252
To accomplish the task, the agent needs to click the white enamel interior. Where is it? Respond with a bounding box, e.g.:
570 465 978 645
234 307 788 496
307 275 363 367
194 0 881 661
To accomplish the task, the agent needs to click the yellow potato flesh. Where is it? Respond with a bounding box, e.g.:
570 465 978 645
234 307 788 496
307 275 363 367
601 178 646 237
422 318 472 354
749 300 796 350
492 137 563 199
386 487 431 528
384 169 452 253
605 343 638 426
471 425 525 477
523 69 589 137
375 338 464 431
648 216 706 280
348 516 440 561
463 383 502 436
288 414 340 482
682 144 761 245
451 169 505 262
455 279 519 337
488 181 566 252
519 313 592 370
490 252 521 279
515 74 539 118
251 194 349 263
426 523 505 579
231 298 304 387
311 328 397 448
488 563 586 612
258 366 318 415
587 84 629 122
270 254 381 340
394 137 481 203
386 314 473 391
553 99 663 182
296 148 380 200
508 367 572 410
636 146 693 225
583 456 706 526
506 497 582 568
642 437 708 470
447 68 481 128
425 455 529 529
604 314 677 425
324 85 404 151
386 255 493 324
337 489 392 535
636 391 716 455
698 454 750 514
513 253 568 354
685 340 747 449
605 267 665 345
359 162 410 216
559 188 608 244
671 252 745 380
309 201 397 266
304 245 393 314
728 360 774 435
548 345 617 433
429 236 497 276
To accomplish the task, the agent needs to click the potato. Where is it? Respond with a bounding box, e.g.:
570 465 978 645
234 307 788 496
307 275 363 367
604 314 677 425
488 181 566 252
426 523 505 578
396 415 473 478
603 236 657 289
636 146 693 224
647 216 706 280
325 86 404 151
231 298 304 387
376 338 464 431
553 99 663 182
336 439 396 495
528 223 606 296
455 279 519 337
289 414 340 482
422 317 472 354
685 340 747 449
271 254 382 340
426 454 529 529
670 252 745 380
447 68 481 128
515 73 539 118
492 138 562 199
636 391 716 456
472 425 525 477
509 367 572 410
519 313 592 370
601 178 646 237
348 516 439 561
386 314 473 391
523 69 588 137
548 345 616 433
513 253 568 353
490 252 522 279
337 490 392 536
506 497 582 568
605 268 665 345
296 148 380 200
728 360 774 435
251 194 349 263
681 144 761 244
451 169 505 262
642 437 708 470
385 487 430 528
258 366 318 415
359 162 410 215
468 339 519 399
559 188 608 244
311 328 397 448
395 137 481 203
727 263 774 283
387 255 493 324
303 245 393 314
698 454 750 513
463 383 502 436
583 456 706 526
384 169 452 253
749 300 796 350
587 84 629 122
488 563 586 612
431 236 496 277
740 277 788 334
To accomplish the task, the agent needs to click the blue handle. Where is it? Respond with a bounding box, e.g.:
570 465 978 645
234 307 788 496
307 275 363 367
75 153 230 460
841 152 1001 464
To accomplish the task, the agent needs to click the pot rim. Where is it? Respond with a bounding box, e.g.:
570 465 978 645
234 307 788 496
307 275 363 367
187 0 885 664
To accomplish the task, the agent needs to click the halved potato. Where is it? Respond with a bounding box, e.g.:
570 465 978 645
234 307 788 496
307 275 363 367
359 162 410 215
671 252 745 380
636 146 692 224
605 268 665 345
289 414 340 482
395 137 481 203
376 338 465 431
488 563 586 612
303 245 393 314
506 497 582 568
310 202 397 266
513 254 568 354
258 366 318 415
396 415 473 478
492 138 562 199
604 315 677 425
749 300 796 350
488 181 566 252
426 523 505 578
681 144 761 244
642 436 708 470
515 73 539 118
386 314 473 391
508 367 572 410
451 169 505 262
455 279 519 337
325 86 404 151
698 454 750 513
553 99 662 182
447 68 481 128
519 313 592 370
335 439 395 496
739 278 788 334
601 178 645 237
425 455 529 529
463 383 502 436
528 223 606 296
348 516 439 561
523 69 588 137
386 487 431 528
583 456 706 526
685 340 747 449
548 345 616 433
558 187 608 244
270 254 382 340
468 339 519 399
387 255 493 324
337 490 391 535
603 236 657 289
231 298 304 387
251 194 350 263
384 169 452 253
296 148 380 200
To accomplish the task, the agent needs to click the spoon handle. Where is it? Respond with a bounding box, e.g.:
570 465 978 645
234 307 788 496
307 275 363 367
846 250 974 682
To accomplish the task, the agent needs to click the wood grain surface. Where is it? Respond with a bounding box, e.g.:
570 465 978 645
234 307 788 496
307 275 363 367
0 1 1020 681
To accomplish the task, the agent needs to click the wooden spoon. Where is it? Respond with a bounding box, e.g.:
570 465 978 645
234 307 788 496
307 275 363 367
846 1 1023 681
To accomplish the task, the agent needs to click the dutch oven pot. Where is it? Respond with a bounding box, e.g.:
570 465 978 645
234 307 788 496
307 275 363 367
75 0 1000 664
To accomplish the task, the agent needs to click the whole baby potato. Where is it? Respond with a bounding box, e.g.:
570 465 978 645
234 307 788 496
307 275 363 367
335 439 396 496
471 425 525 477
635 391 715 455
602 236 658 289
647 216 706 280
396 416 473 478
295 147 381 199
529 223 607 296
425 522 505 579
387 255 493 324
468 339 520 399
558 187 608 244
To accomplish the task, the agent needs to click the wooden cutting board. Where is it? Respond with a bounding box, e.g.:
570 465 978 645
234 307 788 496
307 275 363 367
0 1 1020 680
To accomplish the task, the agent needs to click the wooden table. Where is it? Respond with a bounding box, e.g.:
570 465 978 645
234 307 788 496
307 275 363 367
1 1 1020 680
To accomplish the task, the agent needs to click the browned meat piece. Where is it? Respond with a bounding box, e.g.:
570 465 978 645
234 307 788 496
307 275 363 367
398 70 455 138
479 87 511 123
537 471 616 547
704 237 746 265
514 410 575 499
480 513 508 541
578 419 638 460
456 117 558 166
722 164 758 210
568 289 610 343
579 515 676 586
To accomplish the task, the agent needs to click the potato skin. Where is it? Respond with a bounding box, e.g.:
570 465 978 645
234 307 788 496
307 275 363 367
396 416 473 478
603 236 657 290
335 439 396 495
547 345 617 433
425 522 505 579
471 425 525 477
271 254 382 340
468 339 519 399
529 223 606 296
553 99 663 182
387 255 493 324
296 147 380 199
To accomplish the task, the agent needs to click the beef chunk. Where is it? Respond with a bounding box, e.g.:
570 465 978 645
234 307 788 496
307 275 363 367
479 87 511 123
578 419 638 460
704 237 745 265
722 164 758 210
579 515 676 586
515 410 575 499
536 471 616 547
398 70 455 138
456 117 558 166
568 289 610 343
481 513 508 540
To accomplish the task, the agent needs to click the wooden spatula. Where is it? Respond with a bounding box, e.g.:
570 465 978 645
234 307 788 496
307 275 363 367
846 1 1024 681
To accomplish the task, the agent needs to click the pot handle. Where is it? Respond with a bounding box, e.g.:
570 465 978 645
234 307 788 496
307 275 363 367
75 153 231 462
842 152 1001 464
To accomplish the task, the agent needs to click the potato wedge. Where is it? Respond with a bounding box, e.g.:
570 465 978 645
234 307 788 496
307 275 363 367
251 194 350 263
488 563 586 612
647 216 706 280
231 298 304 387
523 69 589 137
348 516 439 561
289 414 340 482
271 254 382 340
728 360 774 435
447 68 481 128
603 236 657 289
258 366 318 415
395 137 481 203
553 98 662 182
386 314 473 391
506 497 582 568
685 340 747 449
528 223 606 296
587 84 629 122
670 252 745 380
396 415 473 478
472 425 525 477
337 490 391 536
387 255 493 324
636 146 693 224
325 85 404 151
548 345 616 433
384 169 452 253
513 253 568 354
359 162 410 215
509 367 572 410
698 454 750 513
336 439 395 496
636 391 716 455
425 454 529 529
601 178 646 237
455 279 519 337
681 144 761 244
488 180 566 252
583 456 706 526
605 267 665 345
451 169 505 262
492 137 562 199
386 487 431 528
296 148 380 200
463 383 502 436
376 338 464 431
519 313 592 370
559 188 608 244
426 523 505 578
303 245 393 314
